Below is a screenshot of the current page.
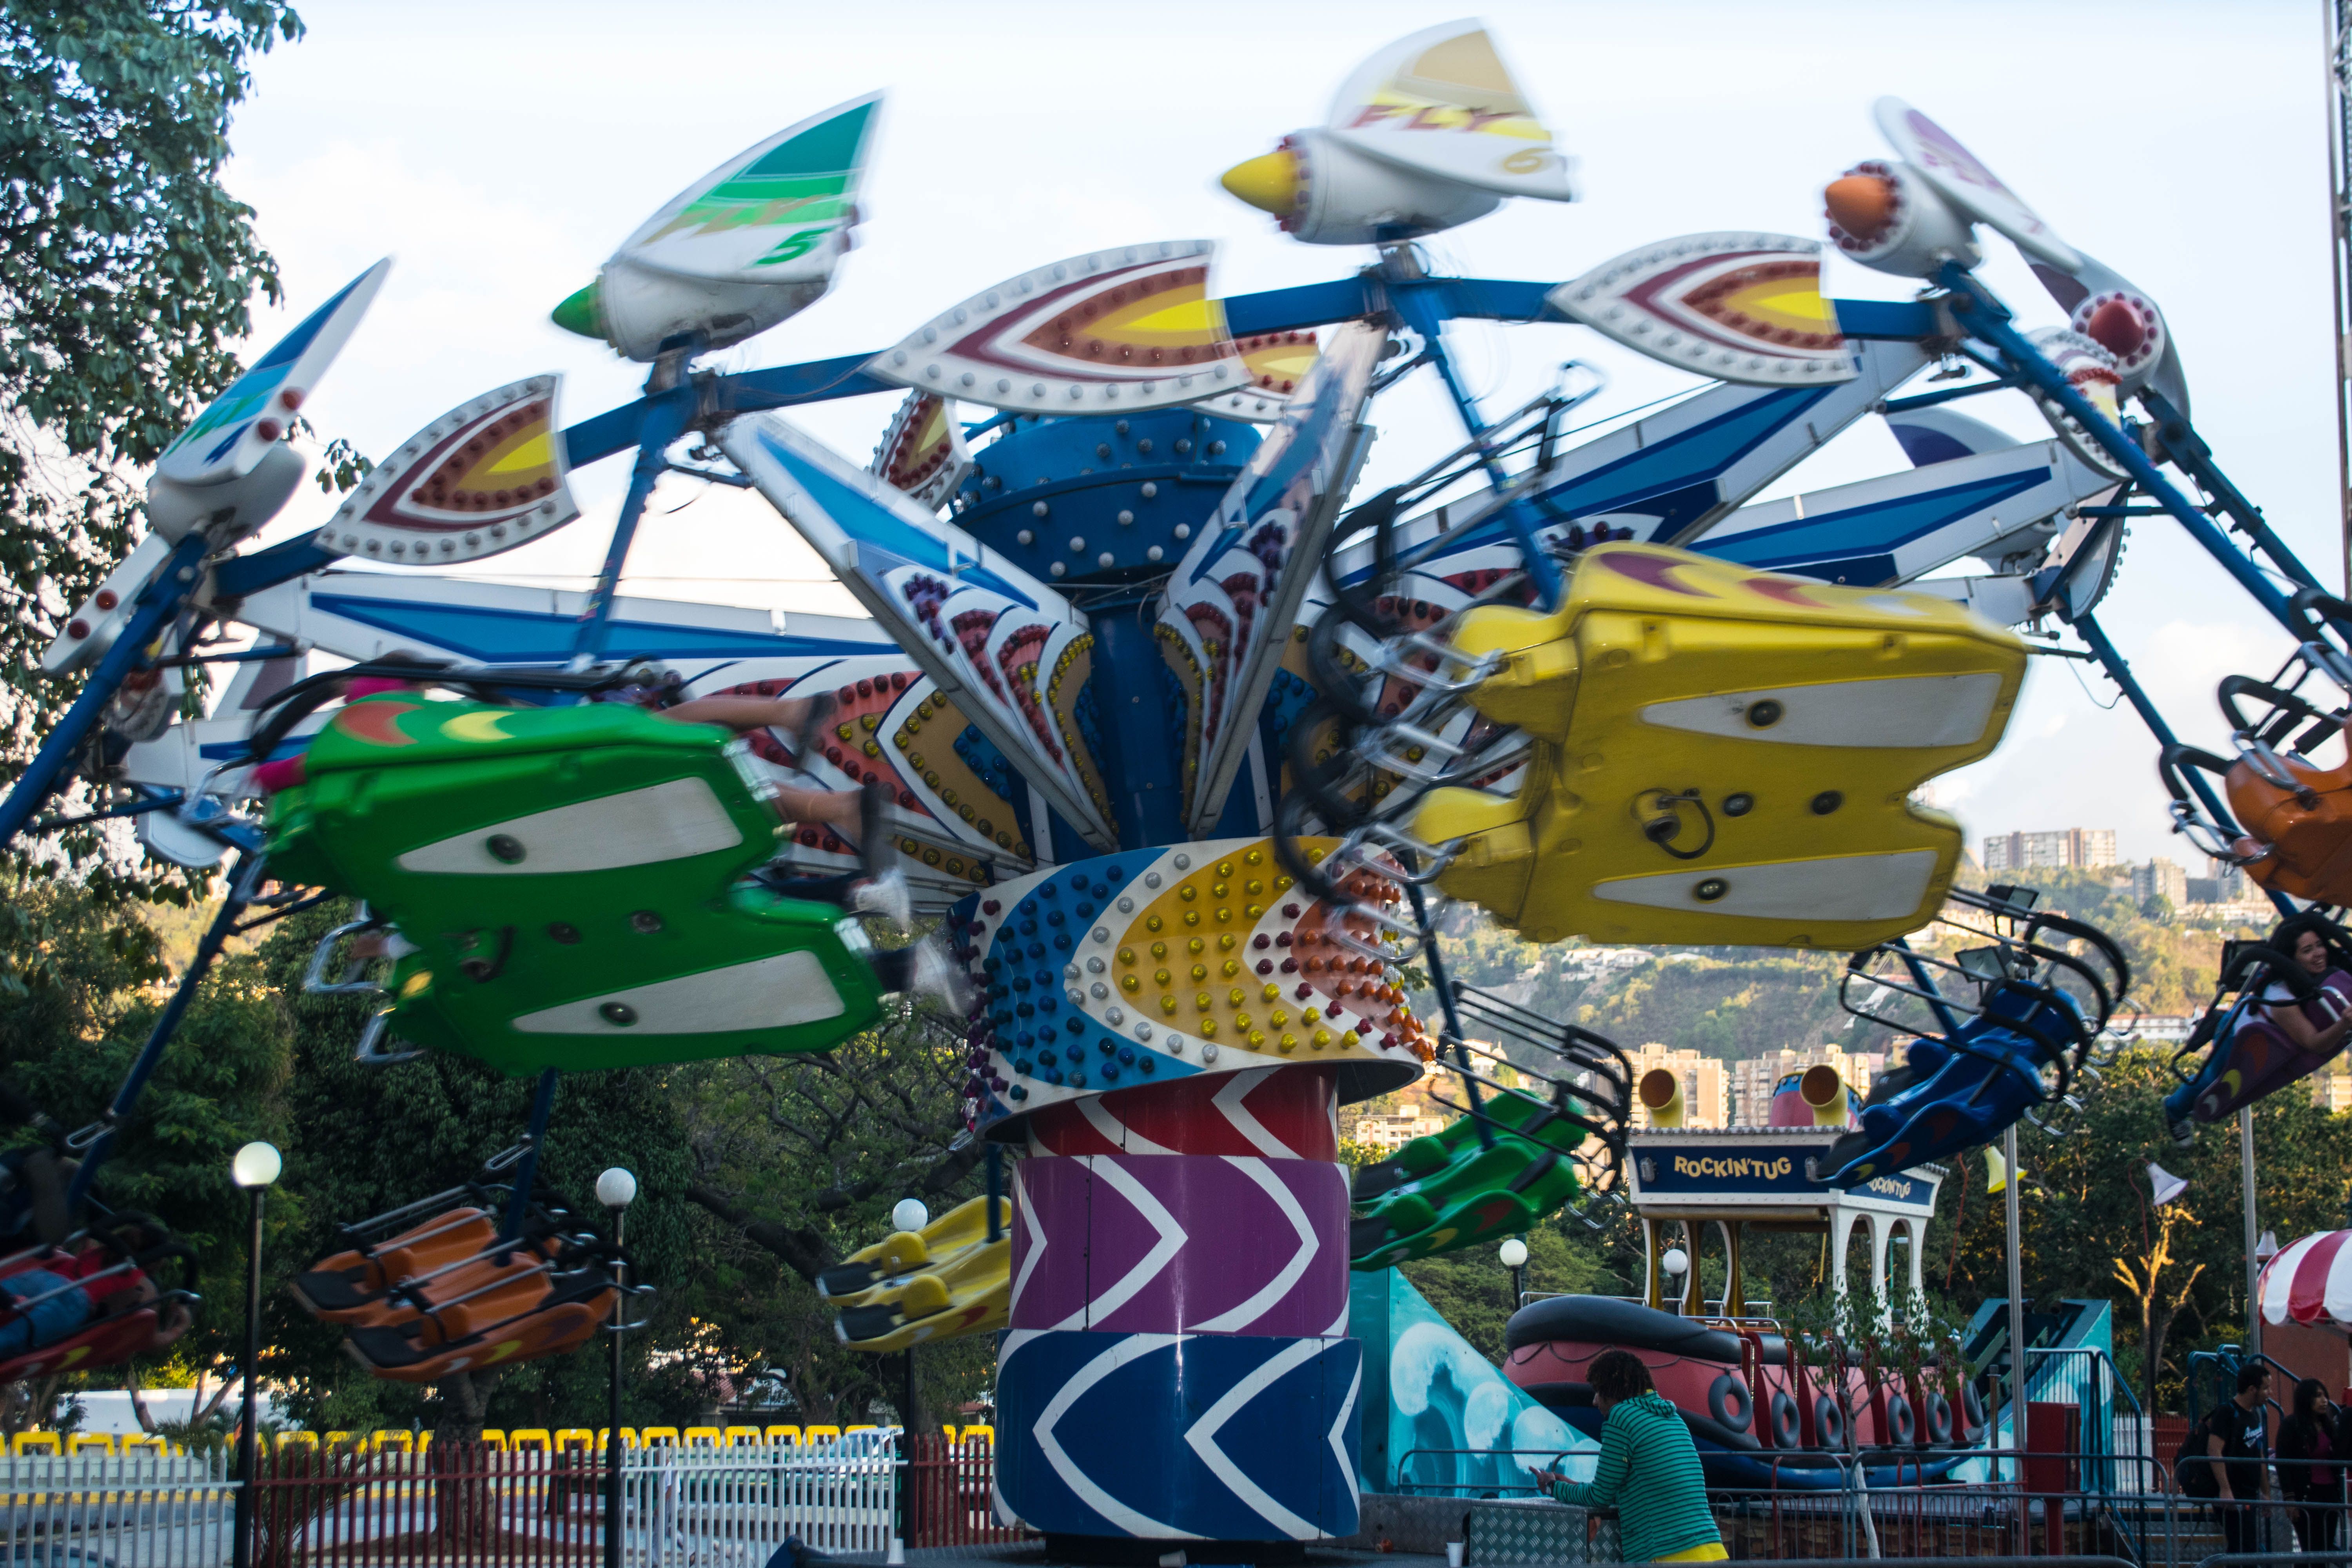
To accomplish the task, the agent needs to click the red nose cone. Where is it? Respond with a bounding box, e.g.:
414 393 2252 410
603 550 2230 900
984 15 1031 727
2083 297 2148 360
1824 174 1899 241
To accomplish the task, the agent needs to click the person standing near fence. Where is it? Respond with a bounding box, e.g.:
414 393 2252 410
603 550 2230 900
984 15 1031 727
2278 1376 2344 1553
1531 1350 1724 1564
2201 1362 2273 1555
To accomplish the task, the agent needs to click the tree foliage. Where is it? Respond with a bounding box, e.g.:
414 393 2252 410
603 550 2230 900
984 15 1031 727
0 1 302 777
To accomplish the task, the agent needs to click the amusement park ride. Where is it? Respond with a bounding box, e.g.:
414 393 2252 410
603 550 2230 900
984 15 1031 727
7 13 2352 1548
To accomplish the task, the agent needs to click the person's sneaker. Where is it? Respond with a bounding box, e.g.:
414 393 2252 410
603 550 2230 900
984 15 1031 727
2167 1112 2196 1149
909 936 972 1011
849 868 913 929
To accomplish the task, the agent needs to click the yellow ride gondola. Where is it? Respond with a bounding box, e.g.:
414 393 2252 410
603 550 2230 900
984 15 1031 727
1410 544 2025 948
820 1194 1010 1354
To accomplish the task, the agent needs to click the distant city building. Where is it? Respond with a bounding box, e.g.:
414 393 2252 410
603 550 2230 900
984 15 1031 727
1730 1045 1882 1127
2315 1071 2352 1115
1561 947 1656 978
2203 858 2249 902
2131 858 2188 907
1981 828 2118 873
1623 1042 1728 1129
1349 1096 1454 1152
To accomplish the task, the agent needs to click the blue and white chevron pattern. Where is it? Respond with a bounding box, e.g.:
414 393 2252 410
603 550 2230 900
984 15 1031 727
994 1328 1361 1541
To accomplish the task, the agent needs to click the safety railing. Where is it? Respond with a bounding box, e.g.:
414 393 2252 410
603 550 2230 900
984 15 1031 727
1380 1443 2352 1565
245 1435 899 1564
0 1447 237 1565
900 1430 1023 1548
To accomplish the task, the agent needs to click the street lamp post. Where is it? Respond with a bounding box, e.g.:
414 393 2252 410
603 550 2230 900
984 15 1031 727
1497 1236 1528 1312
1661 1247 1690 1317
229 1140 281 1568
597 1167 637 1568
892 1199 928 1434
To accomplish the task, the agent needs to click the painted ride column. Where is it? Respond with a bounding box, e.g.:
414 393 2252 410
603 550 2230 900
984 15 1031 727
958 837 1428 1547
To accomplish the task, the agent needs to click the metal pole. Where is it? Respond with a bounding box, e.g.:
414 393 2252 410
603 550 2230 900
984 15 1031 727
2004 1123 2028 1485
233 1183 264 1568
904 1347 918 1434
2241 1105 2263 1362
570 389 693 668
1943 265 2312 630
68 851 267 1213
0 534 206 849
606 1207 625 1568
501 1067 562 1243
2328 0 2352 587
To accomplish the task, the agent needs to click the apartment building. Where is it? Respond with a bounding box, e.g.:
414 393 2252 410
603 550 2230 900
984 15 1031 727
1981 828 2118 873
2131 858 2188 907
1730 1044 1882 1127
1623 1042 1728 1129
1349 1096 1455 1152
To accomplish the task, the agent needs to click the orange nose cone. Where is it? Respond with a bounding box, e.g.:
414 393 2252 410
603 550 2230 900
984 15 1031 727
2083 296 2148 360
1824 174 1899 241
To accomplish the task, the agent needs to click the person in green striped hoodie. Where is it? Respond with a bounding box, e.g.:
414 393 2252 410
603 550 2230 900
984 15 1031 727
1532 1349 1725 1563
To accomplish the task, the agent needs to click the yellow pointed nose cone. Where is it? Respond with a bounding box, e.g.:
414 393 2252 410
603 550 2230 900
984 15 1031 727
1221 149 1301 217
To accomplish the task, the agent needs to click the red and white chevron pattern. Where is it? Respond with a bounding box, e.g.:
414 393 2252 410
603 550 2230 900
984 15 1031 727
1022 1065 1339 1160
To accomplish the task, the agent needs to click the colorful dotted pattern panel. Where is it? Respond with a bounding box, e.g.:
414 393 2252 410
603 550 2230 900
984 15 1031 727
958 838 1431 1127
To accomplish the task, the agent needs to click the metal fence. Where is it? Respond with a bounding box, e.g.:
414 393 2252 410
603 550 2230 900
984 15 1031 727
0 1437 902 1567
1391 1443 2352 1566
900 1432 1022 1549
0 1449 238 1566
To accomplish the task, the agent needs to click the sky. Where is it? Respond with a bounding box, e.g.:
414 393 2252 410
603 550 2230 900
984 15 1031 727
214 0 2332 863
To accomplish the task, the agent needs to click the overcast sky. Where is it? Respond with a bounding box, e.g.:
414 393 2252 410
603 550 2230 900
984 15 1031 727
219 0 2325 863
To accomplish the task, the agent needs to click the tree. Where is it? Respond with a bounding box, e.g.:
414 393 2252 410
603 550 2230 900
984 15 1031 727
0 875 291 1432
1936 1047 2352 1414
2111 1186 2204 1425
674 1003 1000 1430
251 900 698 1446
0 2 303 789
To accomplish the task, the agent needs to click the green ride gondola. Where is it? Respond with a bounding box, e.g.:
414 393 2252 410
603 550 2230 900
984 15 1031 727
268 690 885 1075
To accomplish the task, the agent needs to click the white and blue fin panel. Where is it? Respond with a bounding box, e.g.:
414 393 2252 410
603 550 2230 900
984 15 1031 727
156 258 390 487
1162 323 1382 835
720 414 1120 851
1693 436 2114 588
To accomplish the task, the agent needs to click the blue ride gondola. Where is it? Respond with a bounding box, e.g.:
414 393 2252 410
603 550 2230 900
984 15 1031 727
1815 887 2129 1187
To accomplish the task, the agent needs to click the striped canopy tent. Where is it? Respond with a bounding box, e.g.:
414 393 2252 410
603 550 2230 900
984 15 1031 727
2257 1230 2352 1330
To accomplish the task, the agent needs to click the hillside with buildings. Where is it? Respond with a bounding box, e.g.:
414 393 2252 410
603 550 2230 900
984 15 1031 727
1354 826 2328 1147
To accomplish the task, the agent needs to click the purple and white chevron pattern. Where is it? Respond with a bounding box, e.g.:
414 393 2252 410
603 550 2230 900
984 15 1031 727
1009 1153 1349 1336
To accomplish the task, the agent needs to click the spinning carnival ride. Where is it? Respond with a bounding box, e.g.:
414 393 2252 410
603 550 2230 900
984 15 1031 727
0 15 2333 1547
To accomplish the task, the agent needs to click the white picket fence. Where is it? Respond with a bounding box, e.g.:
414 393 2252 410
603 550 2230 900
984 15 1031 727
630 1438 900 1562
0 1449 238 1565
0 1438 897 1566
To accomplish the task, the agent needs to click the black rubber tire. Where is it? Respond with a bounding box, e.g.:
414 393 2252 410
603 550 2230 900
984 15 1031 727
1813 1394 1844 1449
1958 1381 1988 1442
1767 1390 1800 1449
1882 1391 1915 1446
1920 1390 1955 1446
1708 1372 1752 1434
